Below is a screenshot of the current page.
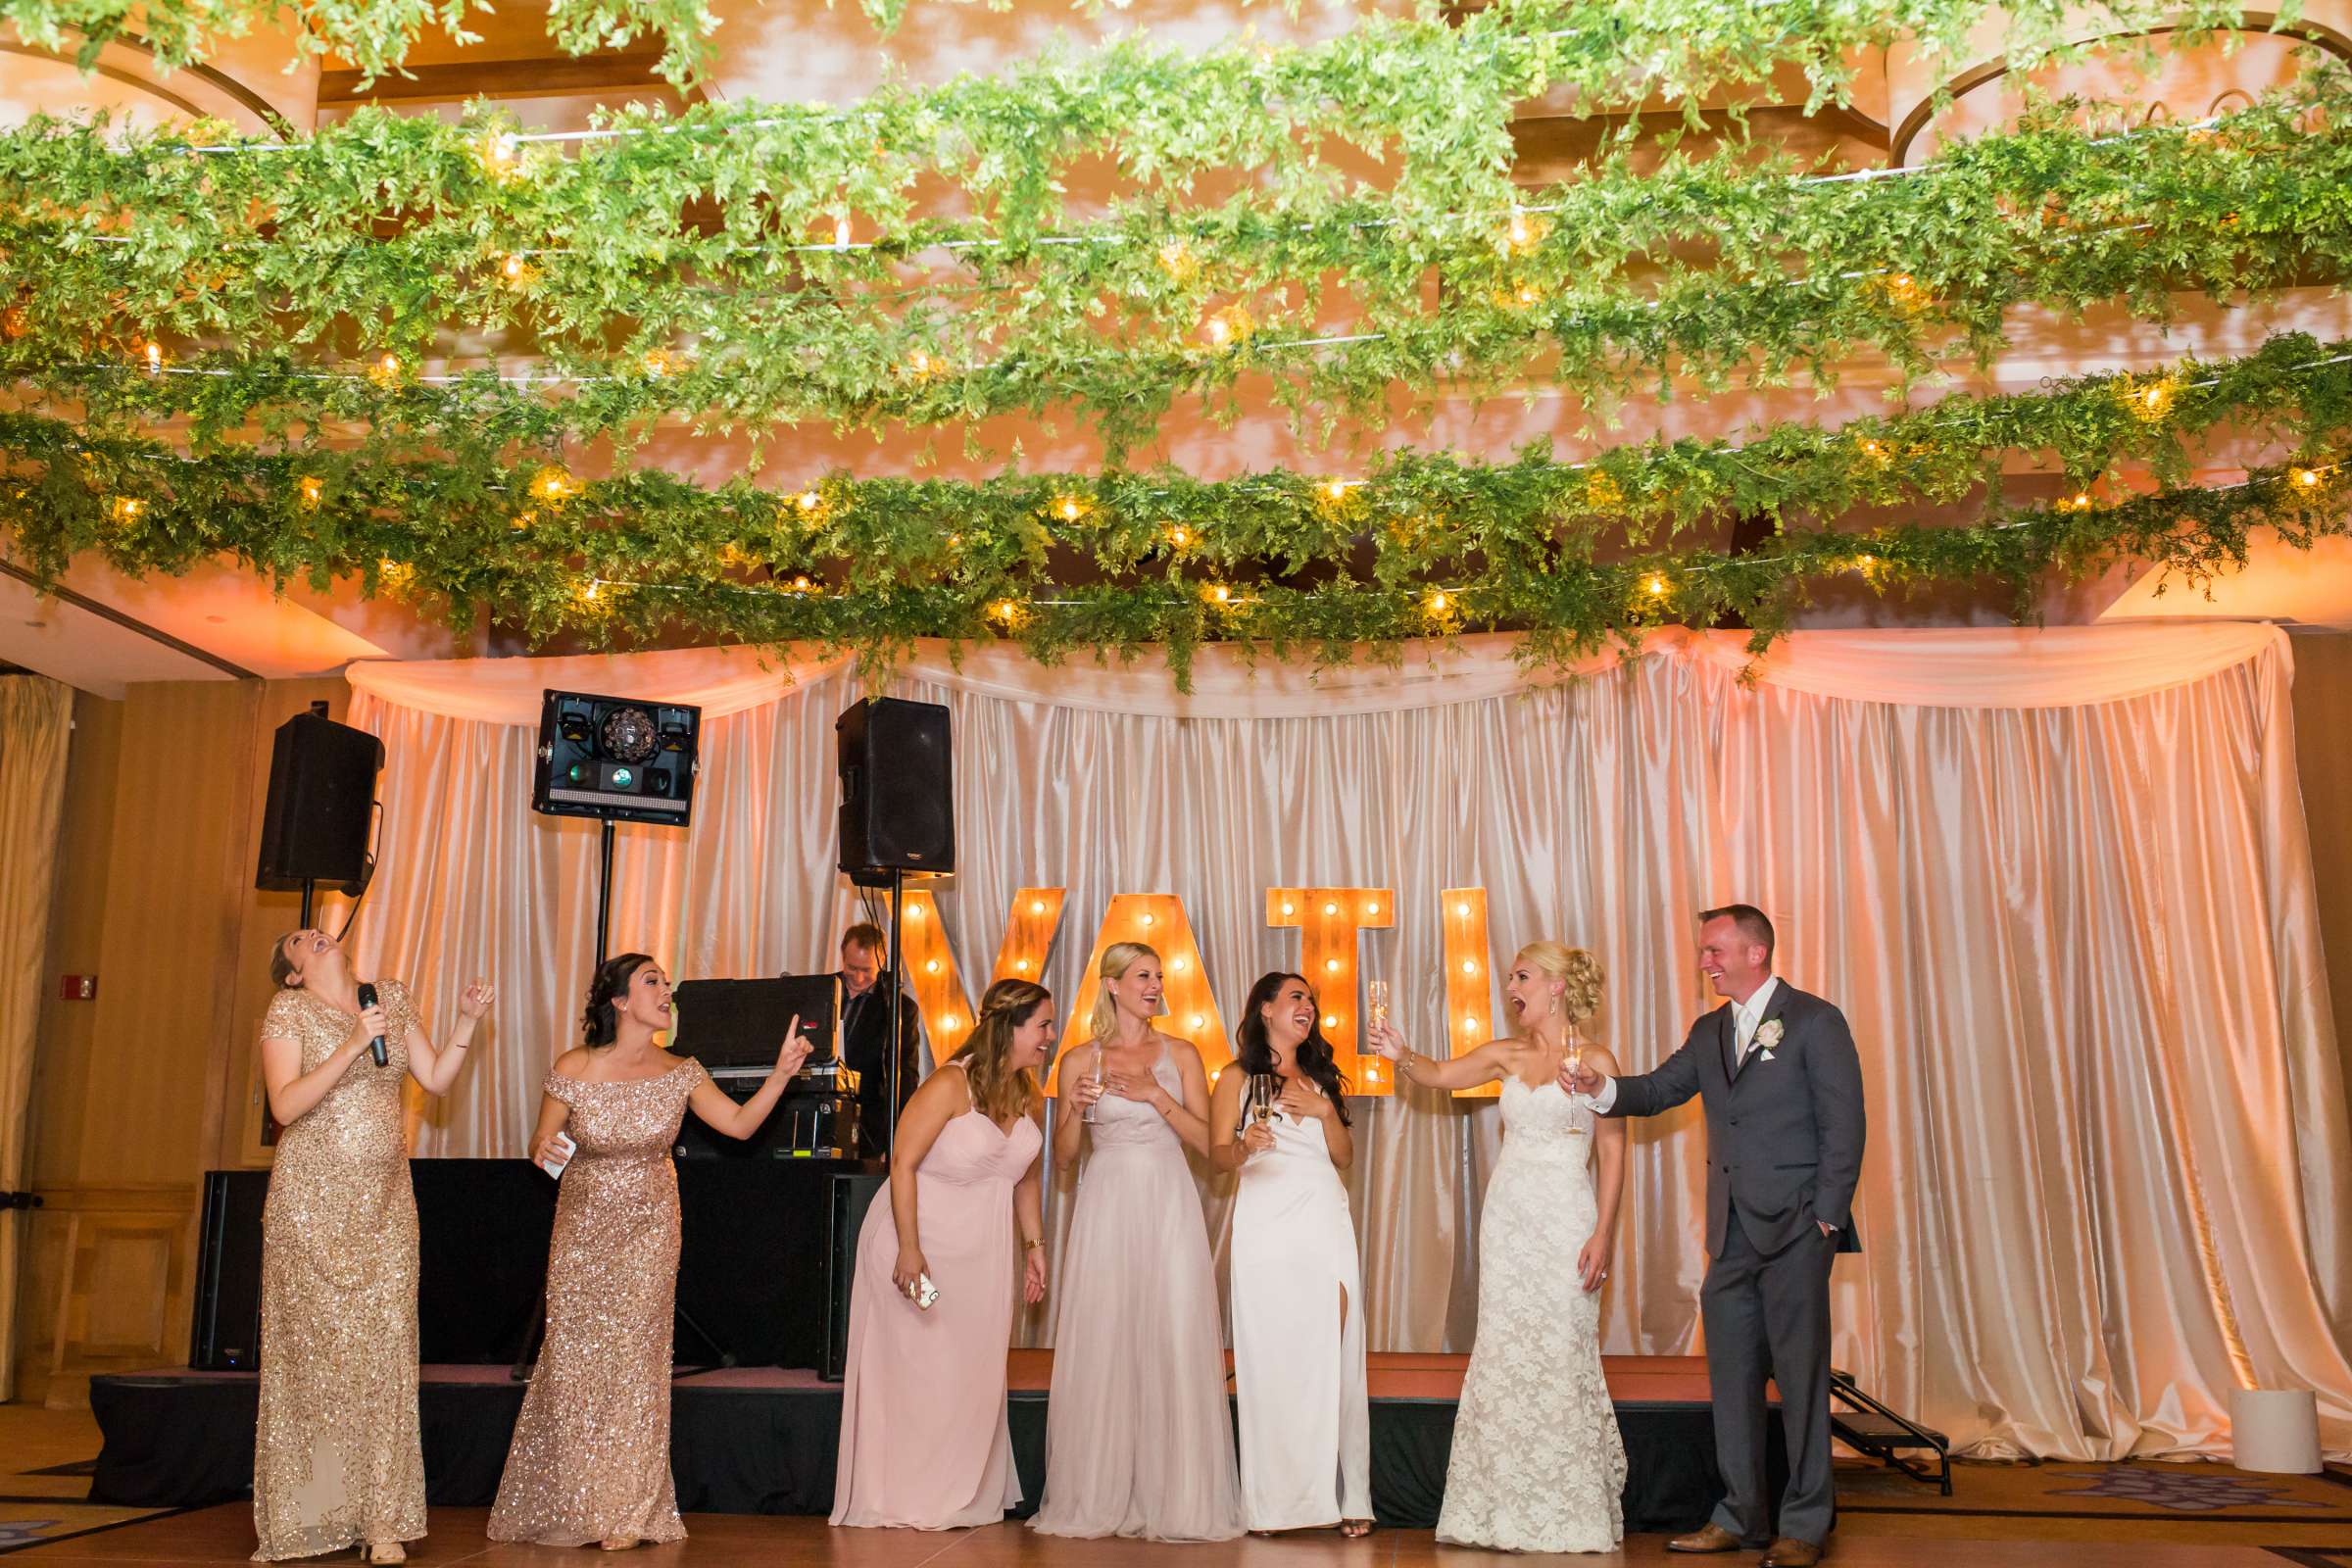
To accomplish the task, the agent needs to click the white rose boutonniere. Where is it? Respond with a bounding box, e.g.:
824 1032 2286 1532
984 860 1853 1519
1754 1019 1785 1062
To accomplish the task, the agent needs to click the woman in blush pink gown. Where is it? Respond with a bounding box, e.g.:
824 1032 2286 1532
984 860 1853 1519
832 979 1055 1530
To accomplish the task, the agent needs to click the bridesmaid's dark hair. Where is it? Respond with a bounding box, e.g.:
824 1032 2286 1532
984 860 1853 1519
1234 971 1350 1126
583 953 655 1048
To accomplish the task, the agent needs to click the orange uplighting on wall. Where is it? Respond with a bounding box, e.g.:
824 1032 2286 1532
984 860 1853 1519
1266 887 1397 1097
887 887 976 1063
1443 887 1502 1099
1051 894 1229 1093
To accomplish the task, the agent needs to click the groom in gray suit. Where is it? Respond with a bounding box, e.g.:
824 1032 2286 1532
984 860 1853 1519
1568 906 1865 1568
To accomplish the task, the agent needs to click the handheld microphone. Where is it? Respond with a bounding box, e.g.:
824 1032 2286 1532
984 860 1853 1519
356 982 387 1067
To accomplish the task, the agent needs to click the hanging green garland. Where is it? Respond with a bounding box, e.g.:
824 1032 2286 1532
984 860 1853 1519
0 0 2290 101
6 331 2345 681
7 74 2349 460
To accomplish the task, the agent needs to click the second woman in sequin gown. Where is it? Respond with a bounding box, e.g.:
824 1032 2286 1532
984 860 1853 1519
252 928 492 1565
488 952 811 1551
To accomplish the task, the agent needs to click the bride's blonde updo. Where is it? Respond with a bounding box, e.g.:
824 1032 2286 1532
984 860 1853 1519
1512 941 1605 1031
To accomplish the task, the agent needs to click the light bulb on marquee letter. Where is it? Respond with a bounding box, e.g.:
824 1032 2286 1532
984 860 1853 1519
1443 887 1502 1099
1267 887 1396 1096
888 888 974 1063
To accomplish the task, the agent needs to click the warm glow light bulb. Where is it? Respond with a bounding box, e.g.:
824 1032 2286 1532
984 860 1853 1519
1170 957 1187 972
1464 1014 1480 1033
834 218 853 248
1323 1013 1338 1028
1140 912 1155 927
1461 959 1477 974
1324 958 1341 973
1189 1014 1204 1030
924 958 940 973
942 1014 957 1031
907 906 924 920
1281 901 1295 916
1030 899 1046 914
1455 901 1470 917
798 489 822 513
1014 958 1030 971
1323 901 1339 915
1646 574 1668 597
1366 902 1379 915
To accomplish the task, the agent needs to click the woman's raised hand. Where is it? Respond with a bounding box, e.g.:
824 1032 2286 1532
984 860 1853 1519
1364 1016 1407 1061
458 980 495 1019
775 1015 814 1077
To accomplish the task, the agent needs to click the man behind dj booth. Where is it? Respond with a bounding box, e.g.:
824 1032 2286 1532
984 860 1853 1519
826 921 924 1157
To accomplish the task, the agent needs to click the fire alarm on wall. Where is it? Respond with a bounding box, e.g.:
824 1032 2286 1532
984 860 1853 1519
58 975 96 1002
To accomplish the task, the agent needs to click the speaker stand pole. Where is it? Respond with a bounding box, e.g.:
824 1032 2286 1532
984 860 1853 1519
886 868 906 1152
593 818 617 970
299 878 316 929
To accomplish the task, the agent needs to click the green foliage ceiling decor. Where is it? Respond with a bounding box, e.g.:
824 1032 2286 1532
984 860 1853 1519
0 0 2342 678
5 74 2349 461
0 0 2296 100
6 333 2346 681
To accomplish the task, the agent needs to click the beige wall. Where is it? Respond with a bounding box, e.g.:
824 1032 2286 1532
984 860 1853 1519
14 676 350 1404
2290 631 2352 1106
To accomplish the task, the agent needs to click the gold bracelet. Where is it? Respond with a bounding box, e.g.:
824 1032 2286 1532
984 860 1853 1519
1021 1237 1045 1251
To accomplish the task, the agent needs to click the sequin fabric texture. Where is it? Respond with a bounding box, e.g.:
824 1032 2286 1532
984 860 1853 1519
251 981 426 1561
488 1057 708 1545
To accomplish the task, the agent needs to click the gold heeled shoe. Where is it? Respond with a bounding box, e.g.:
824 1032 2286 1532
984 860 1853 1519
362 1544 407 1565
599 1537 641 1552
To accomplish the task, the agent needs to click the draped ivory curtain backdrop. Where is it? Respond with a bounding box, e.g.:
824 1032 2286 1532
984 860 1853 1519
341 624 2352 1463
0 675 73 1402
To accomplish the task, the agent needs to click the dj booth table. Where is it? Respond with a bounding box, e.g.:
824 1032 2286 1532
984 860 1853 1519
193 1158 886 1374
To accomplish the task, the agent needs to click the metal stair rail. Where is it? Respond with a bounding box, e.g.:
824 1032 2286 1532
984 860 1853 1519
1830 1367 1952 1494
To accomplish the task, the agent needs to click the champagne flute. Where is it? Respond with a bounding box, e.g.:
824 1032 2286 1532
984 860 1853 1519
1082 1041 1106 1124
1365 978 1392 1087
1563 1017 1585 1106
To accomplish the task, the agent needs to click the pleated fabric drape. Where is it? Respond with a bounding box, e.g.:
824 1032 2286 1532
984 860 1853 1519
341 623 2352 1461
0 676 73 1402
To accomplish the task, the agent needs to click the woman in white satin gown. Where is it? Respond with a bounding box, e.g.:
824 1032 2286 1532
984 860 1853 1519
1031 942 1245 1542
1366 941 1630 1554
1210 972 1372 1538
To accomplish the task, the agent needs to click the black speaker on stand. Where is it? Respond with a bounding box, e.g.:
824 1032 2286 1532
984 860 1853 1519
255 708 383 925
835 697 955 1155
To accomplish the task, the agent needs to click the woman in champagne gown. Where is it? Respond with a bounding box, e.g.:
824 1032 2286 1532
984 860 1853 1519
833 979 1055 1529
1032 942 1244 1541
490 953 810 1550
1366 941 1629 1554
1209 973 1371 1537
253 929 491 1564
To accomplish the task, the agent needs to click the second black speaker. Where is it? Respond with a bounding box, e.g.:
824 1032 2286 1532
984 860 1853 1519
836 698 953 876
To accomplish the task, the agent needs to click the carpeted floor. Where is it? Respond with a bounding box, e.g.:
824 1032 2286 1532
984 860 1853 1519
1836 1454 2352 1546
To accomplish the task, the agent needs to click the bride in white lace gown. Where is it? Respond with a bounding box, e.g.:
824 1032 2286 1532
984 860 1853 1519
1366 941 1629 1553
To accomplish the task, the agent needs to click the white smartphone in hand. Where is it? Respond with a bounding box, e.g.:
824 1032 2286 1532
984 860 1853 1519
537 1131 577 1179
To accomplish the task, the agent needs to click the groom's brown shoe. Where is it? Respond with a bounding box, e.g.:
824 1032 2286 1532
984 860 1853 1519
1665 1524 1742 1553
1759 1540 1824 1567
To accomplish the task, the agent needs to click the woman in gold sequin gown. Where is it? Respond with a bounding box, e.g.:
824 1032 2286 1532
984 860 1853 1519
253 929 492 1565
489 952 812 1551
